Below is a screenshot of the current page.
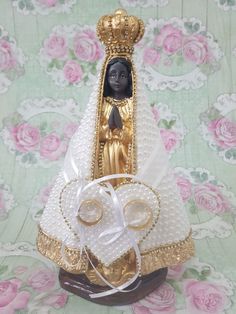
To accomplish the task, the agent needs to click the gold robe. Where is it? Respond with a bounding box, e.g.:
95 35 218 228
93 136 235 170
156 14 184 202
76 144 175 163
96 96 134 186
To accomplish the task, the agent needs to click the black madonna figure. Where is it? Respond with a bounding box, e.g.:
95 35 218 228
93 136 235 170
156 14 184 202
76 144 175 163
37 9 194 306
95 57 134 187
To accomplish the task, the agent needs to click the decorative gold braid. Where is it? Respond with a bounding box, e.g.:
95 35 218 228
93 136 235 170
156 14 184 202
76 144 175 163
36 227 88 274
91 55 108 180
37 226 194 277
98 142 105 177
106 97 128 107
141 231 195 275
131 63 137 175
59 178 81 239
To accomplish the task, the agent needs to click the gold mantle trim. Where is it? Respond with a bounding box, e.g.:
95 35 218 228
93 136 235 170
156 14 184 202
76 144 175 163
37 226 194 276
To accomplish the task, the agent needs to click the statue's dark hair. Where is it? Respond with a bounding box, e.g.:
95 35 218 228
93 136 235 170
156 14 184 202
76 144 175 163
103 57 133 97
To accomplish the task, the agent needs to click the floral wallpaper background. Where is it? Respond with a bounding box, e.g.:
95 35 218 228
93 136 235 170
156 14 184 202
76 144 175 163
0 0 236 313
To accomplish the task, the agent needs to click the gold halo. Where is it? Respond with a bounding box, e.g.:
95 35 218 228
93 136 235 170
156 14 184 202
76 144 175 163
124 200 153 230
77 200 103 226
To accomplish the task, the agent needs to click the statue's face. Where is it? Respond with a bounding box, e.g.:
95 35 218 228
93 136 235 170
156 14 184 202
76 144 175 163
107 62 129 95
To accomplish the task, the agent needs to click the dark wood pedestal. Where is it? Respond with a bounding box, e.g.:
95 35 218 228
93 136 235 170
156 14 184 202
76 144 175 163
59 267 168 306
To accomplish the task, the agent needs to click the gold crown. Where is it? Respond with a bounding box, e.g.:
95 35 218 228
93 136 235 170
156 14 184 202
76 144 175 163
97 9 145 56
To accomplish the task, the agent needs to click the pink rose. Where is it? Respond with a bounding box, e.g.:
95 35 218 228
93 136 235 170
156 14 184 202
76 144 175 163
63 122 79 138
73 30 102 62
37 0 57 7
167 264 186 280
208 117 236 149
160 129 179 152
63 60 83 83
193 183 231 214
44 34 68 59
27 268 56 292
0 39 17 71
176 176 192 202
183 35 209 65
11 123 40 153
132 283 176 314
13 266 28 276
151 106 160 123
42 291 68 309
143 48 161 65
38 184 53 204
184 279 228 314
40 133 67 161
155 24 183 55
0 279 30 313
163 58 172 66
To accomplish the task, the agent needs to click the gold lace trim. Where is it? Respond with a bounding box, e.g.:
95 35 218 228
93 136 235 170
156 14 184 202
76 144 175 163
105 96 129 107
37 226 194 276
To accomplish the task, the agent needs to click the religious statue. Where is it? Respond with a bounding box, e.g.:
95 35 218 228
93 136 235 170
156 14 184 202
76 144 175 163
37 9 194 305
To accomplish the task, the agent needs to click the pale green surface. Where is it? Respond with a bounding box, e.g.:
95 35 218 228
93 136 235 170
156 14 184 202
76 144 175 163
0 0 236 313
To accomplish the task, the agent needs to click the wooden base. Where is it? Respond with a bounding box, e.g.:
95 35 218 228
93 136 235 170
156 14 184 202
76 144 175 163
59 267 168 306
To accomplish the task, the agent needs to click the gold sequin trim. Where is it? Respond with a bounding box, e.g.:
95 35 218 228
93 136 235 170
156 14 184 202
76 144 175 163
37 226 194 276
36 227 88 274
141 233 195 275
